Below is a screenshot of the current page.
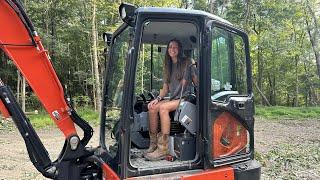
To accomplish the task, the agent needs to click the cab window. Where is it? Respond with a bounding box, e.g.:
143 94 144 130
210 27 247 101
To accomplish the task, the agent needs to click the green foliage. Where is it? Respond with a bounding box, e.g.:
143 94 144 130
225 0 320 106
28 108 99 128
256 106 320 119
25 93 41 111
193 0 210 12
15 0 183 109
73 95 91 107
1 0 319 108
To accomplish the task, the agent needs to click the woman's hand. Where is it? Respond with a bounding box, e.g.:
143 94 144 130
148 99 159 110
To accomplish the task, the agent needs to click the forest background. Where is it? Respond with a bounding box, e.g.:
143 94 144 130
0 0 319 112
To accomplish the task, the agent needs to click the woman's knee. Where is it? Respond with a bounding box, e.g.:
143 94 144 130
159 104 169 116
148 105 159 113
148 107 156 113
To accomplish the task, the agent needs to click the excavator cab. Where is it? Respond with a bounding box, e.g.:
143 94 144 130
0 1 260 179
100 3 261 179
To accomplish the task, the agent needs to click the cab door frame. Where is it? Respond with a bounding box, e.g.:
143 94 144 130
122 13 205 178
203 20 255 168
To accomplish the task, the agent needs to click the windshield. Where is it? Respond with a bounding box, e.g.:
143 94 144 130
105 26 131 124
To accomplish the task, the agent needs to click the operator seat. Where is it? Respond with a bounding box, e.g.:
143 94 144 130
169 61 198 135
169 93 197 135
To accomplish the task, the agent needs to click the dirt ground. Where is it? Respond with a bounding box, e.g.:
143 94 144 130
0 117 319 180
255 117 320 180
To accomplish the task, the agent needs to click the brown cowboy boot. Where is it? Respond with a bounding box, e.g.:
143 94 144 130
145 133 169 161
143 132 158 156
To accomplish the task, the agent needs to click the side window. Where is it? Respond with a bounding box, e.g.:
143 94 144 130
210 27 247 101
105 27 131 120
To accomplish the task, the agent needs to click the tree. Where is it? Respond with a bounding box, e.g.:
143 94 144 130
2 0 319 107
91 0 101 111
305 0 320 78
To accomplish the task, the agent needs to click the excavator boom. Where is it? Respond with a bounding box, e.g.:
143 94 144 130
0 0 76 137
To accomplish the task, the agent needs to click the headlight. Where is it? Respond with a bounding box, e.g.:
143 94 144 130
120 6 127 20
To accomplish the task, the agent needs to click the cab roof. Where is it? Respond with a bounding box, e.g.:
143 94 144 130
136 7 232 25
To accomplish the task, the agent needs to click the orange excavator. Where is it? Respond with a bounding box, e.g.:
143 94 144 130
0 1 261 179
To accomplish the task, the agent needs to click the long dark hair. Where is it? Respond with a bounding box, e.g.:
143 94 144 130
163 39 187 83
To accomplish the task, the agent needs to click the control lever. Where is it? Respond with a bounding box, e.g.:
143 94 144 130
147 92 155 100
139 93 147 102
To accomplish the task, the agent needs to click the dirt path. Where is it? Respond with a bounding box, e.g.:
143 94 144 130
0 122 101 180
0 117 319 180
255 117 320 180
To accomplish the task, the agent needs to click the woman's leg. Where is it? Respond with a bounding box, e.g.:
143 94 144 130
145 99 180 161
148 100 168 133
145 100 168 154
158 99 180 134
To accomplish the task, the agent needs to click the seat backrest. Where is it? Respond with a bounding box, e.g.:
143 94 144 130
175 100 197 134
171 94 197 134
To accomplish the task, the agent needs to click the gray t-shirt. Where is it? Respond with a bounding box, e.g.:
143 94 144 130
164 61 197 100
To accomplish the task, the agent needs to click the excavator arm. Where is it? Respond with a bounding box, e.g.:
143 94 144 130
0 0 99 179
0 0 77 138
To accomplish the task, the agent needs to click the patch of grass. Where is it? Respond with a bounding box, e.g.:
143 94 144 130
76 107 100 125
28 113 54 129
256 106 320 120
28 107 99 129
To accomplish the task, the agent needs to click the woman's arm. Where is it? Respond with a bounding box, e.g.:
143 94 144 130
157 83 169 100
183 59 198 86
191 67 198 87
148 83 169 109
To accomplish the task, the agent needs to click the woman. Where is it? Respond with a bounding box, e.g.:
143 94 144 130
144 39 197 161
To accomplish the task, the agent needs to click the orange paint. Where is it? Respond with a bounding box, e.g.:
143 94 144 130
181 166 234 180
212 112 247 158
0 99 10 118
102 163 120 180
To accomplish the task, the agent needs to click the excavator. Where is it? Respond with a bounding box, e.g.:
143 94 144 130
0 1 261 179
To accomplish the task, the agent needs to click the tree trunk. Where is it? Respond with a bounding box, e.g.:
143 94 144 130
305 2 320 78
50 1 56 62
257 43 263 103
292 21 300 107
91 0 101 111
294 55 299 107
17 71 21 102
91 48 97 110
303 61 319 105
210 0 217 14
272 75 276 105
253 22 265 105
267 73 276 106
21 0 27 112
22 77 26 112
254 81 271 106
45 0 50 49
244 0 250 30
